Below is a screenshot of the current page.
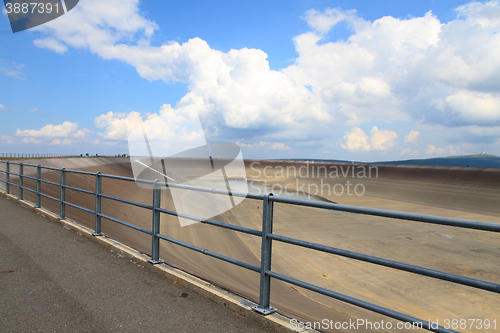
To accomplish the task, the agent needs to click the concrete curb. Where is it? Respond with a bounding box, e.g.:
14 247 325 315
0 191 318 333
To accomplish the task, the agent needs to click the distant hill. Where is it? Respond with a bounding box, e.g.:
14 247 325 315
375 154 500 168
278 153 500 168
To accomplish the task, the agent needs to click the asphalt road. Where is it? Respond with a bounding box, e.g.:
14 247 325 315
0 195 270 333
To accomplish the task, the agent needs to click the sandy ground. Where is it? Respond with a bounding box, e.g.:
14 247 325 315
1 158 499 333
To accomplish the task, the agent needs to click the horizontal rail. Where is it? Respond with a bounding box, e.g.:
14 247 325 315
100 174 142 182
160 180 264 200
157 207 262 236
39 165 63 171
100 174 264 201
268 233 500 293
39 192 60 202
65 169 97 176
21 175 37 181
64 201 96 215
99 193 153 210
157 233 261 273
266 270 458 333
4 162 38 168
63 185 95 195
98 213 152 235
4 181 20 188
23 187 36 194
39 179 60 186
270 196 500 233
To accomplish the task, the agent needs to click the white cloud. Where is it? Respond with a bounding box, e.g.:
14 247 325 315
426 144 461 155
32 0 157 55
30 1 500 152
401 148 419 156
21 138 41 144
94 111 144 140
370 126 398 150
96 105 205 149
404 130 420 143
1 135 14 144
0 104 4 108
237 140 291 150
0 62 25 79
269 142 291 150
27 106 44 114
341 126 397 151
426 144 445 155
16 121 88 138
456 1 500 28
33 38 68 54
445 90 500 123
340 127 371 151
50 138 73 145
285 3 500 128
302 8 356 34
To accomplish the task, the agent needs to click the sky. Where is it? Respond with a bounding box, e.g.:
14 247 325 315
1 0 499 161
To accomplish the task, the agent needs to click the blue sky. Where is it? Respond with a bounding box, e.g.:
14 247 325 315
1 0 499 161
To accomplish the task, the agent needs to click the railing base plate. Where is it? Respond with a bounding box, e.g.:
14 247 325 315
147 259 164 265
92 232 103 237
251 305 277 315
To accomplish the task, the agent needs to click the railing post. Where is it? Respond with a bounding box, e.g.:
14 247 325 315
5 161 9 194
19 162 23 200
92 172 103 236
59 168 66 219
36 165 41 208
148 180 164 264
253 193 277 315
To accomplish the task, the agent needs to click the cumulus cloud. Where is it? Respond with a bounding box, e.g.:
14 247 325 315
94 111 144 140
340 127 371 151
426 144 461 155
455 1 500 27
125 105 210 161
370 126 398 150
341 126 397 151
32 0 157 55
0 104 4 108
286 3 500 129
1 135 14 144
21 138 41 144
302 8 356 34
401 148 419 156
96 104 205 157
238 140 291 150
445 90 500 124
30 0 500 152
49 138 73 145
404 130 420 143
16 121 89 139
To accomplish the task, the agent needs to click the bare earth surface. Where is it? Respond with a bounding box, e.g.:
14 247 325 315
1 158 499 333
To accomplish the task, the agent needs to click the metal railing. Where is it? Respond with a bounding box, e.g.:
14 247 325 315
0 160 498 333
0 153 77 159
